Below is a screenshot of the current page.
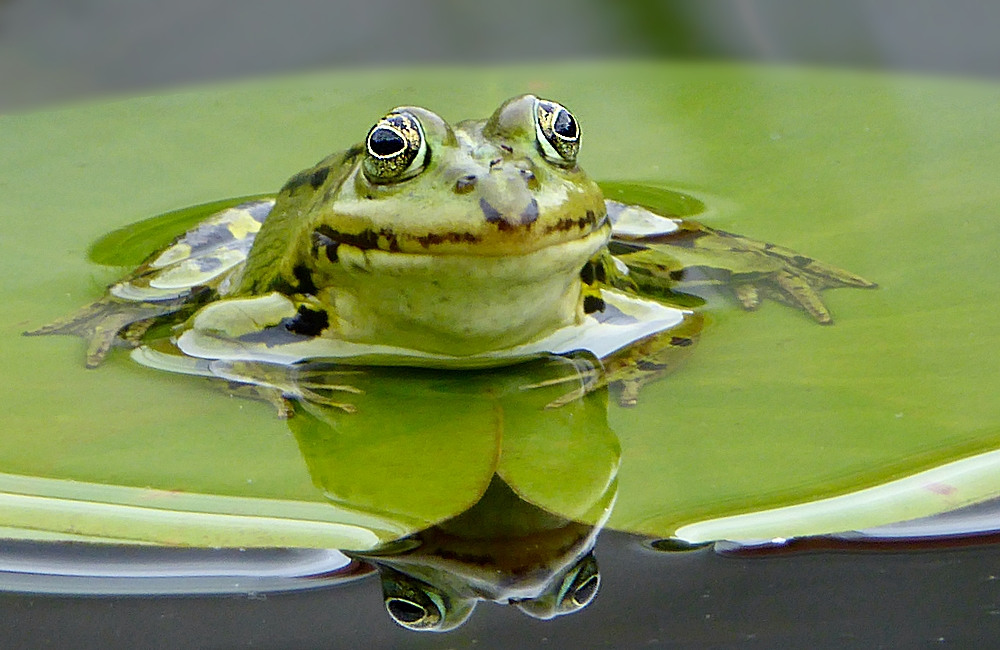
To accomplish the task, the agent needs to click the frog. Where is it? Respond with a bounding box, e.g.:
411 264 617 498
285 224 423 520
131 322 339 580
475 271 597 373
26 94 875 412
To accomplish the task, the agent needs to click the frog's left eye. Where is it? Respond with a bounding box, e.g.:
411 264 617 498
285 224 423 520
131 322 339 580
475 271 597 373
363 111 428 183
534 99 580 165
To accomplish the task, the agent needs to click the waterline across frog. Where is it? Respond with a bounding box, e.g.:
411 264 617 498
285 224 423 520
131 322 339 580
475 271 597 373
26 95 875 412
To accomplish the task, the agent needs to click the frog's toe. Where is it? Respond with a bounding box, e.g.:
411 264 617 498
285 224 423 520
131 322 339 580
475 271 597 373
733 283 761 311
774 270 833 324
616 380 641 407
524 356 604 408
293 368 364 412
544 385 590 409
296 386 361 414
84 331 119 368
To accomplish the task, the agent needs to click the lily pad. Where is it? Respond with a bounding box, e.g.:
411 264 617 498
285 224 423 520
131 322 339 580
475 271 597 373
1 61 999 546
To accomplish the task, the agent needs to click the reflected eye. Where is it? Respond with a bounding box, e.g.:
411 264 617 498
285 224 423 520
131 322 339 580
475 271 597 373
386 597 438 628
535 98 581 165
566 571 599 608
363 111 428 183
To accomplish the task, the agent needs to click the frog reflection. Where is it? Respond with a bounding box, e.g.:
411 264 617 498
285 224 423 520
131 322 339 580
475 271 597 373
283 361 619 631
352 476 607 631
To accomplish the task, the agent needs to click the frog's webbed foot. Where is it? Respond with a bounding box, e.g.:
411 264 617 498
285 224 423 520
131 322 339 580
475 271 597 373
612 216 876 324
24 298 186 367
710 230 877 324
210 360 364 415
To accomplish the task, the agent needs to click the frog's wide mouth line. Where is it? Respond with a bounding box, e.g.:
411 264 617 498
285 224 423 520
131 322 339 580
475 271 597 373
329 225 611 280
313 211 609 258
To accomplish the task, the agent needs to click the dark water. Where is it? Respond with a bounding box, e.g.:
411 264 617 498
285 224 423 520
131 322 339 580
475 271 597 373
3 531 999 649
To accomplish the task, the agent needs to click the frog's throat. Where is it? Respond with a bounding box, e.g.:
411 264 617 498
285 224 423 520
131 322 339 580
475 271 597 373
317 224 611 356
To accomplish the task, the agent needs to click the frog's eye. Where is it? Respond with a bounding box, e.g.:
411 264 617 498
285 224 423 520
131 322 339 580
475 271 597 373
534 99 580 165
363 111 428 183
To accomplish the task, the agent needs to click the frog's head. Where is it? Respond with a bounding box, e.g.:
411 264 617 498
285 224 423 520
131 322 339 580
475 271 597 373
240 95 612 355
317 93 607 257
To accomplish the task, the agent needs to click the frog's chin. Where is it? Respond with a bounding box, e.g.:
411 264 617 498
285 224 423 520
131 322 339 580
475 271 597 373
318 225 611 356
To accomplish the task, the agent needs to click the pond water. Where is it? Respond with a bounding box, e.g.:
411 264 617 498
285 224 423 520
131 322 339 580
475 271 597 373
2 62 1000 642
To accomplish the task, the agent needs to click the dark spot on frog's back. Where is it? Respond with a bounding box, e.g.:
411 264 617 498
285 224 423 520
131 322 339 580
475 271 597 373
282 166 332 193
308 166 331 189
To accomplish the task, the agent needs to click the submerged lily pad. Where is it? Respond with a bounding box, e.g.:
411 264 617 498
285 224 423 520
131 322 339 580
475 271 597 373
1 61 1000 546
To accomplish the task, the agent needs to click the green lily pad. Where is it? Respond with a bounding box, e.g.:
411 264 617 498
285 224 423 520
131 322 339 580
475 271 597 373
1 61 999 546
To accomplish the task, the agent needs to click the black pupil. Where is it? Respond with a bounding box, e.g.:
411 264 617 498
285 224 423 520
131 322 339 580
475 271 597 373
554 110 577 139
369 127 406 156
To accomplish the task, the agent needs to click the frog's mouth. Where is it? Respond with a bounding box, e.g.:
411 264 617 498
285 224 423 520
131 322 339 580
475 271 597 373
311 210 609 258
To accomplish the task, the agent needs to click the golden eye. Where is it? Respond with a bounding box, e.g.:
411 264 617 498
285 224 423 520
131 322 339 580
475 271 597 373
535 98 580 164
363 111 428 183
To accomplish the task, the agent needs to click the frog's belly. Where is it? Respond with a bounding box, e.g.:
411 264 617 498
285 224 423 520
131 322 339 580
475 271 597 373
318 230 607 356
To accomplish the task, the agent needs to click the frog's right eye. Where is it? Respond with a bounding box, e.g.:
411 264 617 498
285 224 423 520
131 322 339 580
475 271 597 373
534 98 580 166
363 111 428 183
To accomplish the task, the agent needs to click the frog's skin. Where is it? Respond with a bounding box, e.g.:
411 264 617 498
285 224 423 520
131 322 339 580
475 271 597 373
26 95 875 412
348 476 606 632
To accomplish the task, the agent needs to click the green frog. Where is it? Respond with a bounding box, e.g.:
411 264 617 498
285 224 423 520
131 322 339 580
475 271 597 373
27 95 875 411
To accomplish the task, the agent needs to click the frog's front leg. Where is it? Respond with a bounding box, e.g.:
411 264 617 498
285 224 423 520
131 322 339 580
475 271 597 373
607 201 876 324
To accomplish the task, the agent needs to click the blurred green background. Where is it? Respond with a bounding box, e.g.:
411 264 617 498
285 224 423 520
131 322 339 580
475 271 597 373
2 0 999 111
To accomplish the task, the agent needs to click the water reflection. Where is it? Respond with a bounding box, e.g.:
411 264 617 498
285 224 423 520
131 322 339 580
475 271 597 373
282 359 620 630
352 476 604 631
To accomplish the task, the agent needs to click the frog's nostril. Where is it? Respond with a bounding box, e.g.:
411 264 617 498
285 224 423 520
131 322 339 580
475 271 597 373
455 174 477 194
